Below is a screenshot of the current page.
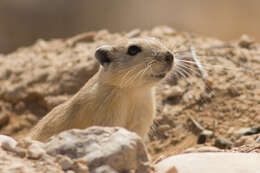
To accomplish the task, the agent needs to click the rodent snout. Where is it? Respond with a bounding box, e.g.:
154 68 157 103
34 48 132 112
164 51 174 64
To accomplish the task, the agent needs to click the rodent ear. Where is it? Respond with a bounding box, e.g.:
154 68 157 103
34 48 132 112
95 45 112 67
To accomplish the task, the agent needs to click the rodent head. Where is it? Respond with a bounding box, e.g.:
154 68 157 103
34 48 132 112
95 37 174 88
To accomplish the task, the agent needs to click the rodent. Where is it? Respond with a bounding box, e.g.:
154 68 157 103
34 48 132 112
28 37 174 141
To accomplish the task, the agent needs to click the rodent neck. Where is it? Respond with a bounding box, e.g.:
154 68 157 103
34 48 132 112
97 67 154 90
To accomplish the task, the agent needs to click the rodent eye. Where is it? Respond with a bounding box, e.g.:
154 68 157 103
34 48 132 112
127 45 142 56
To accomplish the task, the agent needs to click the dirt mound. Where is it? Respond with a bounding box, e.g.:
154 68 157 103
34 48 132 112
0 26 259 159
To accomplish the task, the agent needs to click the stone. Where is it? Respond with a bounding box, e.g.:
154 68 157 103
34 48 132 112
214 137 233 149
28 142 46 159
72 161 89 173
0 135 17 151
247 126 260 135
235 127 260 138
156 152 260 173
238 34 254 48
57 155 74 171
235 128 252 137
197 130 214 144
162 87 183 105
45 126 151 173
92 165 118 173
0 143 63 173
66 171 76 173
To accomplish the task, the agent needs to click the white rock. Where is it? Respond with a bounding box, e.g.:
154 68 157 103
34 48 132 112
45 126 151 173
156 152 260 173
0 135 17 151
28 143 46 159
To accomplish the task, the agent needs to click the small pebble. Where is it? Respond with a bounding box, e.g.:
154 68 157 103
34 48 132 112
0 135 17 151
58 156 74 171
72 161 89 173
93 165 117 173
238 34 254 48
28 143 46 159
13 147 26 158
159 124 171 133
197 130 214 144
235 127 260 137
235 128 251 137
215 138 233 149
66 170 76 173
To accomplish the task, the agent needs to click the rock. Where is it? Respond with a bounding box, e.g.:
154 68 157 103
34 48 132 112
28 142 46 159
0 135 17 151
45 126 152 173
71 160 89 173
0 126 153 173
238 34 255 49
235 127 252 137
162 86 183 105
214 138 233 149
197 130 214 144
92 165 118 173
235 127 260 138
12 147 27 158
0 142 63 173
66 171 76 173
57 155 74 171
246 126 260 135
158 124 171 133
156 152 260 173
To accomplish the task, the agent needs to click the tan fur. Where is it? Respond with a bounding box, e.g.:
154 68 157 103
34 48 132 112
29 38 173 141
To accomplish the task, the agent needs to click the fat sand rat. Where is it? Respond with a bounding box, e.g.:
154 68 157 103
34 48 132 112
29 37 197 142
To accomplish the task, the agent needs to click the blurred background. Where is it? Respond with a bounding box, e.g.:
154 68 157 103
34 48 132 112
0 0 259 53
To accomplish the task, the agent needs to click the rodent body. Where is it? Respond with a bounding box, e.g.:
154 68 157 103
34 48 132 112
29 38 174 141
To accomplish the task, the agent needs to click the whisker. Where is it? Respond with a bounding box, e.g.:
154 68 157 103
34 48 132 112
127 65 151 86
190 46 207 79
119 63 145 87
176 58 248 72
176 66 191 78
173 66 189 79
176 63 202 77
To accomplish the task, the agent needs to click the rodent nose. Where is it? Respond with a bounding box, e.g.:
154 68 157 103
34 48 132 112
164 51 174 64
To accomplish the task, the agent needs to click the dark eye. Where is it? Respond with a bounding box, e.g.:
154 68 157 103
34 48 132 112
127 45 142 56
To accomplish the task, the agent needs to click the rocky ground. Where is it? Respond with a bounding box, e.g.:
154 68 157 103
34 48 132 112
0 127 152 173
0 26 259 167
